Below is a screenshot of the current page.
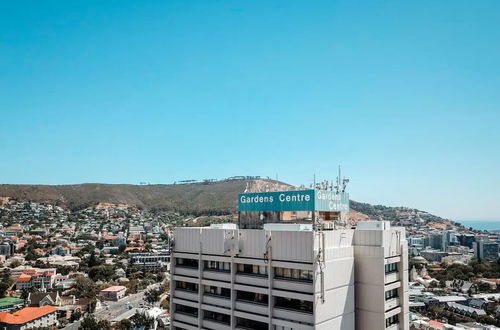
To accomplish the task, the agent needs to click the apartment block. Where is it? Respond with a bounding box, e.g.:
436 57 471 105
170 221 408 330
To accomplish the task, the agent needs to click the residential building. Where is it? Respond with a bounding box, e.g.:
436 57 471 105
0 306 58 329
15 271 55 291
130 252 170 269
99 286 127 301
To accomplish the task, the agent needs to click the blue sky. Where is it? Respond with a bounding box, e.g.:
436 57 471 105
1 1 499 220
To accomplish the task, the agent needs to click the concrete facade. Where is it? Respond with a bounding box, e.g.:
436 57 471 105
170 222 408 330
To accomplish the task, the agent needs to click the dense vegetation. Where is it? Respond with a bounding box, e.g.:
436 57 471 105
429 259 500 282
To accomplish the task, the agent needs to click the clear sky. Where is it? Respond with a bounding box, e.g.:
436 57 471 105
1 1 499 220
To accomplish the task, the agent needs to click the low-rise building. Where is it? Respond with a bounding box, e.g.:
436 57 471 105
15 271 55 291
0 298 24 312
99 286 127 301
130 252 170 269
0 306 58 329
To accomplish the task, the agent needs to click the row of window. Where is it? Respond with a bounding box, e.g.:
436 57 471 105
274 267 313 282
385 314 399 327
176 258 313 282
236 291 268 304
176 281 198 292
385 262 397 274
385 288 398 301
176 258 199 268
175 292 313 314
205 260 231 272
237 263 268 276
174 306 268 330
205 285 230 298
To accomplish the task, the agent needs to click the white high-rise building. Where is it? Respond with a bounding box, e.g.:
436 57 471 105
170 222 408 330
170 188 408 330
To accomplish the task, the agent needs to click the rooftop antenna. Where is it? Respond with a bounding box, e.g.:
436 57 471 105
342 177 350 192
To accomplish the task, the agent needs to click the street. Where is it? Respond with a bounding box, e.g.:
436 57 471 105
63 290 147 330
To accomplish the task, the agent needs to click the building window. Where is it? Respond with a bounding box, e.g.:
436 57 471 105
275 296 313 313
176 258 198 269
385 263 397 274
175 304 198 317
237 263 268 277
237 317 268 330
204 285 230 298
176 281 198 293
203 310 230 324
274 267 313 282
204 260 230 272
385 314 399 328
236 291 268 305
385 288 398 301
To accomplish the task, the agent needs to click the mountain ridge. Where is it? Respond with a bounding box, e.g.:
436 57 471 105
0 180 447 223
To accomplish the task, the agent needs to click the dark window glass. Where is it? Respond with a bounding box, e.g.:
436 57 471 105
385 263 397 274
275 296 313 313
176 258 199 268
203 310 230 324
236 291 268 304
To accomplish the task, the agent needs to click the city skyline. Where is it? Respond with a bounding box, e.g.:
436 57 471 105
1 1 499 220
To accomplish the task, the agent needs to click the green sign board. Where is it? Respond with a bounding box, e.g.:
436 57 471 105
238 189 349 212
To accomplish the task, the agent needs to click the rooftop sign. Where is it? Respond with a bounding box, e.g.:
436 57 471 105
238 189 349 212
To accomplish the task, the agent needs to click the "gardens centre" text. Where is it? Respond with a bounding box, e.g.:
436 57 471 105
240 192 311 204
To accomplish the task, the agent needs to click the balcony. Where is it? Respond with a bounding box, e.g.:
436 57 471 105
385 297 400 312
235 273 268 287
202 319 231 330
203 270 231 282
174 289 198 302
203 311 231 330
175 266 199 278
174 312 198 327
203 294 231 309
273 306 314 324
273 278 314 294
385 271 399 284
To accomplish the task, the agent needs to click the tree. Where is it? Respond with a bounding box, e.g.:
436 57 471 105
87 251 101 268
160 298 170 312
88 265 115 281
131 311 154 329
115 319 133 330
70 310 82 322
79 315 111 330
9 260 22 268
72 276 97 298
145 288 161 304
0 281 12 298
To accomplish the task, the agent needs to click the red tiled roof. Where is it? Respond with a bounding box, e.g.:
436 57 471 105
16 274 31 282
124 247 144 252
481 278 500 284
0 306 57 325
100 285 126 292
429 320 444 327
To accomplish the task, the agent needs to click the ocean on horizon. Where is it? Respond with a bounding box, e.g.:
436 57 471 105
455 220 500 231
